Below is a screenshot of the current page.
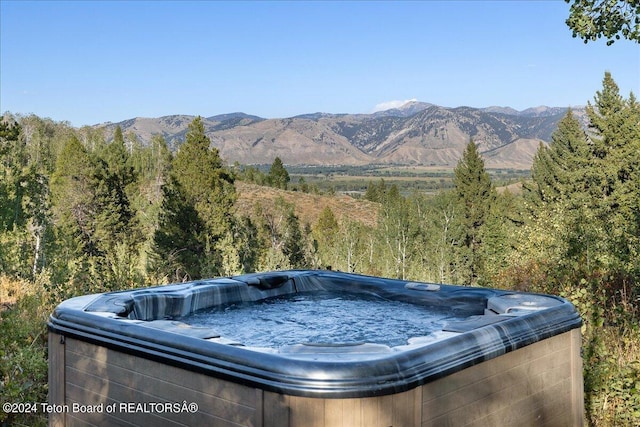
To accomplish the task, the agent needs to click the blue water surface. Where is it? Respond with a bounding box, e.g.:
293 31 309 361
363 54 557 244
180 291 463 348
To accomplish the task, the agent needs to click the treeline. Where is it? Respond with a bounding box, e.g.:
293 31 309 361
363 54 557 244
1 72 639 425
0 116 323 292
0 104 505 290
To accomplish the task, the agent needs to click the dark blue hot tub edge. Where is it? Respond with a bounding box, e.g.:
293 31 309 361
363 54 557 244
48 270 582 399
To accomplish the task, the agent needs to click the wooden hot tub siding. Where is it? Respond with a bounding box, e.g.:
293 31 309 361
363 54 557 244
48 329 583 427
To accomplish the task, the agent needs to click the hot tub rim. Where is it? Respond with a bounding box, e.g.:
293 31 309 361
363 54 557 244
48 272 582 398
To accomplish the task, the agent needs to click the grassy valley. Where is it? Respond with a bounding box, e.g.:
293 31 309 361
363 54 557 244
253 164 529 196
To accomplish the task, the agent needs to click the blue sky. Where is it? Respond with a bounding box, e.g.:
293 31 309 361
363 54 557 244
1 1 638 127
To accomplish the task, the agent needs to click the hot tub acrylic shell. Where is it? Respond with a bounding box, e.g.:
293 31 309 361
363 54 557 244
48 270 583 426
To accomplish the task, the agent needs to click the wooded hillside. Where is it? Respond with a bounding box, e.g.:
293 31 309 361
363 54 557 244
1 73 638 426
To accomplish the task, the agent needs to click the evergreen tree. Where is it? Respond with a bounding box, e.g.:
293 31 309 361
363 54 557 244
588 72 628 158
315 206 339 240
525 109 591 209
0 118 25 231
151 177 205 282
50 137 98 254
519 72 639 295
101 125 135 190
128 134 172 231
0 118 30 277
47 129 144 290
94 144 137 243
94 162 141 286
453 139 496 285
267 157 290 190
113 125 124 146
510 73 640 424
152 117 236 279
49 137 101 289
172 117 236 239
479 189 522 284
364 179 388 203
526 109 601 273
585 73 640 271
82 129 142 288
282 208 306 268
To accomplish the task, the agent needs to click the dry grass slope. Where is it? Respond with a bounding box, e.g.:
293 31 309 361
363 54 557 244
235 182 379 228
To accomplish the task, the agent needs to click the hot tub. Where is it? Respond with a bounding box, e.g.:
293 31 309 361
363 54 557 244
48 270 583 426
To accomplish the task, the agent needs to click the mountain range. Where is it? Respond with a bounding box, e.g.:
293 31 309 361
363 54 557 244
97 101 586 169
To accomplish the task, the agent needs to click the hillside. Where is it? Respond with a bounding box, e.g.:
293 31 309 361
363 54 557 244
235 182 379 228
97 102 587 169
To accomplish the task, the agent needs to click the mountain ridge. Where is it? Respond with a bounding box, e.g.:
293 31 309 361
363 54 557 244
97 102 587 169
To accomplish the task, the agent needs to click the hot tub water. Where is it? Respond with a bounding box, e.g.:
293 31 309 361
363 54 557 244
179 291 464 347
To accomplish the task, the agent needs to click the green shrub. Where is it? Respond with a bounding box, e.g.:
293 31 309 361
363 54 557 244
562 279 640 426
0 281 50 426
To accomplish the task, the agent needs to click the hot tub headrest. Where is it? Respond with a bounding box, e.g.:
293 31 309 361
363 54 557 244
83 276 301 321
84 295 134 316
130 280 259 320
240 272 293 290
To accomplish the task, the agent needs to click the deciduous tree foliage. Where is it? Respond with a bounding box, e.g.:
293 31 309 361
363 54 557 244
411 191 458 283
565 0 640 44
1 116 72 278
251 197 309 271
312 206 339 269
230 216 261 274
377 185 413 280
127 134 173 239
